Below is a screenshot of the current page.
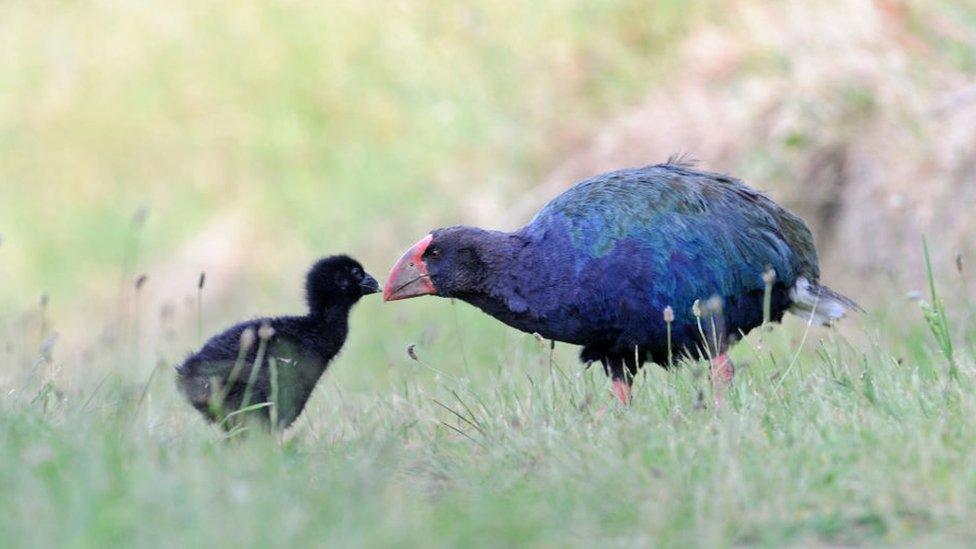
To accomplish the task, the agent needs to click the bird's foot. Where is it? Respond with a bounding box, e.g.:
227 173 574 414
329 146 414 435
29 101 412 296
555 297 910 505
710 354 734 406
593 379 633 420
611 379 632 405
595 404 608 421
710 354 734 384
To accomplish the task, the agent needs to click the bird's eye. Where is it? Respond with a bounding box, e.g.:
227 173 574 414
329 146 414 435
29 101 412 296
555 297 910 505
351 267 362 277
427 248 440 259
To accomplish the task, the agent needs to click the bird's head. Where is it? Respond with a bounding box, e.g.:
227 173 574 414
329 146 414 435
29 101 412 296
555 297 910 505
306 255 380 314
383 227 491 301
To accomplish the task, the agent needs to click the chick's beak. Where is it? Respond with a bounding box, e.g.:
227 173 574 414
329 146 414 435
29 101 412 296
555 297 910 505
384 234 437 301
360 274 381 295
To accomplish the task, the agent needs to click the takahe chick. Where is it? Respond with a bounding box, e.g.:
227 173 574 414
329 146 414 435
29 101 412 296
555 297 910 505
384 159 858 404
176 255 379 429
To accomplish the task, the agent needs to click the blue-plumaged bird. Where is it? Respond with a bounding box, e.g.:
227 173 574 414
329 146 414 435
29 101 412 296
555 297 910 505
384 158 858 403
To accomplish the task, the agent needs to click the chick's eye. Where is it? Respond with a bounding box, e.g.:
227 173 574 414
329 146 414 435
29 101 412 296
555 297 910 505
351 267 361 277
427 248 440 259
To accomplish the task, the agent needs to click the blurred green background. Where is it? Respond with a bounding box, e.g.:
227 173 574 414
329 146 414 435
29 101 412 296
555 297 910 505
0 0 698 300
2 0 975 385
0 0 712 386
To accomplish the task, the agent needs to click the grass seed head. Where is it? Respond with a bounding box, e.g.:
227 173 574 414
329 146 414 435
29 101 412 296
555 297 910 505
135 274 148 291
762 266 777 286
257 322 275 341
706 295 724 315
663 306 675 323
38 332 58 362
197 272 206 290
407 344 418 361
239 328 256 351
692 299 702 318
132 205 150 227
956 253 964 275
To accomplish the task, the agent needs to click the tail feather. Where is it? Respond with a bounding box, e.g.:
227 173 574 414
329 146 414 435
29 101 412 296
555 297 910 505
788 277 862 326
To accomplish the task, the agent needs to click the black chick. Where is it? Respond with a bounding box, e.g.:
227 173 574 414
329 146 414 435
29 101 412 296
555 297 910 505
176 255 379 430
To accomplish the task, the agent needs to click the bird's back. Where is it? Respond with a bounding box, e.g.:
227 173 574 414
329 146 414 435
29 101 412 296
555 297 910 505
516 161 822 358
176 315 345 428
526 162 818 275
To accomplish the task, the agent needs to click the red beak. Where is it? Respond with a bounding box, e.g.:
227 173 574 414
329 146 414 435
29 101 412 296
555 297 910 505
383 234 437 301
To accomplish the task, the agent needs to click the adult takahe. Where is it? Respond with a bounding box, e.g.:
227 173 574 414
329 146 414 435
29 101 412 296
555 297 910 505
384 159 858 403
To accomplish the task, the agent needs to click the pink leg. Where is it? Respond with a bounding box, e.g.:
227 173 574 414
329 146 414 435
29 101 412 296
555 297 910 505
611 379 632 405
595 379 632 420
710 354 734 406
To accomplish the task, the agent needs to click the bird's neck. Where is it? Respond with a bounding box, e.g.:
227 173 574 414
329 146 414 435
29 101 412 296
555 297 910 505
456 230 553 325
475 229 525 272
308 301 353 326
300 306 351 364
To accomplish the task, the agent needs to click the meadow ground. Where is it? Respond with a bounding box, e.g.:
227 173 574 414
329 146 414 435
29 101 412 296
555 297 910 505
3 1 976 547
3 268 976 547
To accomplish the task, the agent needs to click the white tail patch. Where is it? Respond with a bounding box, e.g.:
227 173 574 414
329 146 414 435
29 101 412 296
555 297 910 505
788 277 861 326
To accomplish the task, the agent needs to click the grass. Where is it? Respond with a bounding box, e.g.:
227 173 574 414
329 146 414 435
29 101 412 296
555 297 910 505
3 270 976 546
